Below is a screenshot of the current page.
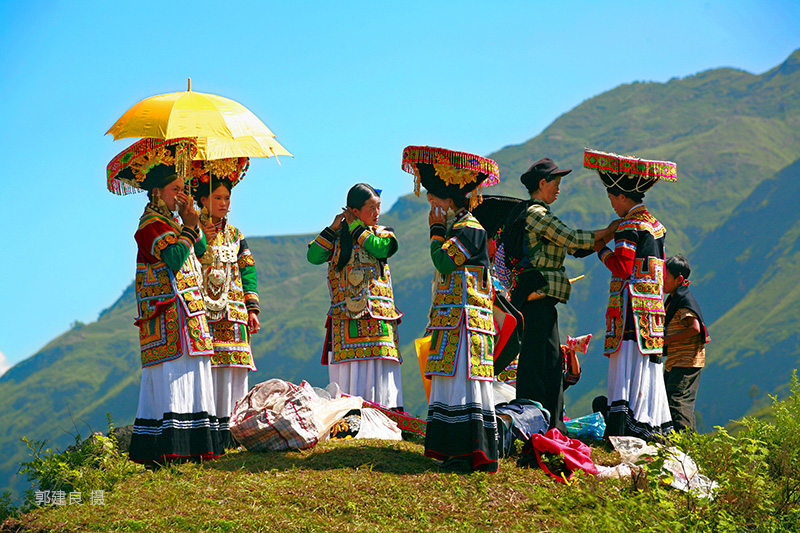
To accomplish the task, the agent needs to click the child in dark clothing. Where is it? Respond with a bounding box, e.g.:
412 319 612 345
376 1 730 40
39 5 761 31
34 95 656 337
663 255 711 432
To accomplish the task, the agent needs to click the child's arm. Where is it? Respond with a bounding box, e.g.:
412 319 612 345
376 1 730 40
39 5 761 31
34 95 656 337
664 315 701 346
562 346 581 389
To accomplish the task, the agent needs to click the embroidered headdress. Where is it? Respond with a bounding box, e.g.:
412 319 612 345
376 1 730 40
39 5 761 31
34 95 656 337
401 145 500 209
190 157 250 191
107 137 198 194
584 148 677 194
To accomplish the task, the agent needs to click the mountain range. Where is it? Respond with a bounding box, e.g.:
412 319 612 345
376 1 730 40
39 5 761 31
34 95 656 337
2 49 799 498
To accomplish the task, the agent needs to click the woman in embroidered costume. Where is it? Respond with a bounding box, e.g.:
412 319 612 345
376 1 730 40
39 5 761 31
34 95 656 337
585 149 675 441
512 158 619 433
307 183 404 410
402 145 499 473
106 138 223 464
191 157 260 449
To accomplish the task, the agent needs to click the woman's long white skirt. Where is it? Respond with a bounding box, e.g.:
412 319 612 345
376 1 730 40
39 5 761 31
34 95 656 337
328 354 404 409
424 324 498 472
605 340 673 441
129 352 223 462
212 367 250 448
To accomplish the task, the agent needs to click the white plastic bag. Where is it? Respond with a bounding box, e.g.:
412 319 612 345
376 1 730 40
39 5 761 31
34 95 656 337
608 436 719 498
357 408 402 440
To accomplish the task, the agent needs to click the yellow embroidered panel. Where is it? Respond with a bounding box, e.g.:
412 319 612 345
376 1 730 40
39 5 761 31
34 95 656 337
329 318 401 363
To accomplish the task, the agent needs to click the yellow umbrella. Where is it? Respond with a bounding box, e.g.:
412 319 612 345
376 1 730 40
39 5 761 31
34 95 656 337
106 78 282 145
195 134 292 162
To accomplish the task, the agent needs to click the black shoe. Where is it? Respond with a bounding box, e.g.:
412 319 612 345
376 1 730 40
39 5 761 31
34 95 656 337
440 457 472 473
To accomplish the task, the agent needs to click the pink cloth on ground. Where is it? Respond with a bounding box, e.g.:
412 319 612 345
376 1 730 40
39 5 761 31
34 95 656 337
530 428 599 482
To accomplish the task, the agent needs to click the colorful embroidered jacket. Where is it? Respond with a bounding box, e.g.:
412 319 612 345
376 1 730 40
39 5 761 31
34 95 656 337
308 222 402 322
134 207 214 367
598 204 666 356
199 220 260 324
198 219 259 370
307 221 403 363
427 209 496 381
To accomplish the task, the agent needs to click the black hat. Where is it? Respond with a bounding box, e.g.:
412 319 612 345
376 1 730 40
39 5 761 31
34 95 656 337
520 157 572 192
107 137 198 195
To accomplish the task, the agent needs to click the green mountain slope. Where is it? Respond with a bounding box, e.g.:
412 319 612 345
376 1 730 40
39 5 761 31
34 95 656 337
2 49 800 499
690 157 800 425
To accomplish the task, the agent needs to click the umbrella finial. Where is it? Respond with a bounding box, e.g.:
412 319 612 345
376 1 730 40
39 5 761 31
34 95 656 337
188 78 192 92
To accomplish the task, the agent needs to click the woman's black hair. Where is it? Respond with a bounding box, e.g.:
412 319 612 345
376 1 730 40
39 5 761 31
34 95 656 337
606 185 645 203
665 254 691 280
450 194 469 210
346 183 378 210
336 183 380 271
192 178 233 208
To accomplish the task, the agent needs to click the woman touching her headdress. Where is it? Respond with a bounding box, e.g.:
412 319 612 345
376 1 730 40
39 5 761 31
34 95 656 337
107 138 224 465
307 183 404 411
402 145 500 473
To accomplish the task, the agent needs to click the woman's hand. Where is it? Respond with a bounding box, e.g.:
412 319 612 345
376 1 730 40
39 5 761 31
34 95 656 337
594 218 622 250
343 207 356 225
202 221 217 243
248 312 260 334
330 212 345 231
429 206 446 226
177 191 199 229
607 218 622 235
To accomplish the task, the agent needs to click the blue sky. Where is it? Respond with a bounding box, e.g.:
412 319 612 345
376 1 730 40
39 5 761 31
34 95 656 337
1 0 798 371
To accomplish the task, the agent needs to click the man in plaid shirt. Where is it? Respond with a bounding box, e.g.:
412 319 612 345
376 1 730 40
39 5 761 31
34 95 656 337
513 157 619 432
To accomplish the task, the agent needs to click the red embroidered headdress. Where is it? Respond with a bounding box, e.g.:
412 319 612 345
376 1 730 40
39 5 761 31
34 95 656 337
402 145 500 209
107 137 198 195
584 148 677 193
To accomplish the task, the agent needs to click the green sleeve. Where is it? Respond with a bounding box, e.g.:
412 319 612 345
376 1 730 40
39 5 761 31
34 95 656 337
236 235 258 294
307 227 338 265
349 220 398 259
236 234 260 314
429 223 459 275
241 264 258 293
194 231 207 257
162 226 201 272
430 239 459 275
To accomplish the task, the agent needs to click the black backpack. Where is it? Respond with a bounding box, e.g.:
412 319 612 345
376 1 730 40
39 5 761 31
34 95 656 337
498 199 534 269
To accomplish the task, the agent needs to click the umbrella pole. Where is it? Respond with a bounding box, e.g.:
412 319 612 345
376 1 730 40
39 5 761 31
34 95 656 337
208 176 213 228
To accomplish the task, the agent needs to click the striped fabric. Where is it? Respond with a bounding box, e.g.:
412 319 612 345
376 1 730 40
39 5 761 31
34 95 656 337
664 308 706 370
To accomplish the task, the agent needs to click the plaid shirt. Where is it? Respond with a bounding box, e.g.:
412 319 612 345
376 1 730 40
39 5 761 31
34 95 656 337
525 199 594 302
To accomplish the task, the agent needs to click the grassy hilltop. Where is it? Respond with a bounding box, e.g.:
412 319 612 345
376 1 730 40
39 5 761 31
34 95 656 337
5 379 800 531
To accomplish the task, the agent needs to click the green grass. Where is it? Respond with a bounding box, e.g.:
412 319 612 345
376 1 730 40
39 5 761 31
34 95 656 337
0 438 648 533
4 417 799 533
9 371 800 531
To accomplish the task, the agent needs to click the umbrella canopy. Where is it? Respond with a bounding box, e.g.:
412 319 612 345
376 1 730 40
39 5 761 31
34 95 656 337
106 80 277 141
195 134 292 161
